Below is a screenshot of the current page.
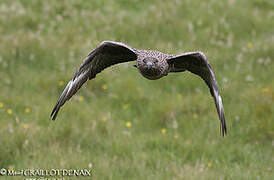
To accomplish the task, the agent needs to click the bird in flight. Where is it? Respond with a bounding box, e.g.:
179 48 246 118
51 41 227 136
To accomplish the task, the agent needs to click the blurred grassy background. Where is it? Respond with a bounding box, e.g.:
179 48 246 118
0 0 273 179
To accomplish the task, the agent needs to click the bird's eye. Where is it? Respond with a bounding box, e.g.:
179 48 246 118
143 59 147 63
154 60 158 64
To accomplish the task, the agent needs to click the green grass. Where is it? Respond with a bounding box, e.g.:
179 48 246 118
0 0 273 179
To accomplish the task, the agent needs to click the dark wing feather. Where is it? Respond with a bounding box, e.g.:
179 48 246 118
168 52 227 136
51 41 137 120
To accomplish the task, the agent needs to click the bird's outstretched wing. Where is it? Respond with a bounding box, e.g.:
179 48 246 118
51 41 137 120
167 52 227 136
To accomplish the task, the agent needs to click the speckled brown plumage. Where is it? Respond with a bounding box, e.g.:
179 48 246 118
51 41 227 136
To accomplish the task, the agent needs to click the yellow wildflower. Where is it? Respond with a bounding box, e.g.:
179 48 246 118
174 135 179 139
177 93 183 99
79 96 84 102
102 84 108 90
21 123 29 129
161 128 166 134
25 108 30 113
261 88 269 93
102 116 107 122
7 109 13 115
58 81 64 86
207 162 212 167
122 104 130 110
0 102 3 108
8 165 14 171
247 42 253 48
126 121 132 128
193 113 198 119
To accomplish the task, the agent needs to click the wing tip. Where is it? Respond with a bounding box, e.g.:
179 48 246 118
50 108 59 121
213 90 227 137
220 111 227 137
221 125 227 137
50 103 61 121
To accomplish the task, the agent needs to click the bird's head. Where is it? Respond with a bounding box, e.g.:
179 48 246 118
143 57 159 70
138 57 162 80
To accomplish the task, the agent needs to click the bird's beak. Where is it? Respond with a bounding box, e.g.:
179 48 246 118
146 61 153 69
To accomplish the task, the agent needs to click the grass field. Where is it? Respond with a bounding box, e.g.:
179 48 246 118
0 0 273 179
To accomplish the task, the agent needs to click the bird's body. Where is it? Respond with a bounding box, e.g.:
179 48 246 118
51 41 227 136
